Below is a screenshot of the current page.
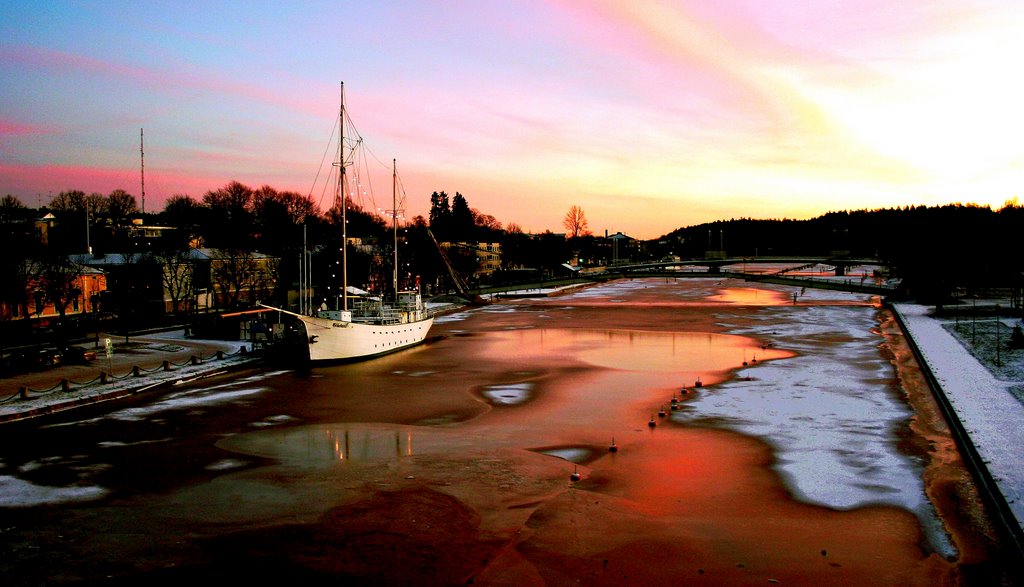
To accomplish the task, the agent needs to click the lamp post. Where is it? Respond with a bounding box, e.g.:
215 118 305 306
972 298 976 345
995 304 1001 367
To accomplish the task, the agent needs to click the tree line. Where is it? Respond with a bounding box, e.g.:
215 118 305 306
0 184 599 334
9 180 1014 317
650 200 1023 302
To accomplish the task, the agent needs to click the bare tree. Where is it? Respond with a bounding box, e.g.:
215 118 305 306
107 189 137 221
203 181 255 249
85 192 107 217
211 248 257 309
0 257 36 322
155 248 195 317
0 194 27 216
472 209 502 232
106 189 138 247
562 205 591 238
49 190 87 213
37 254 82 320
250 256 279 305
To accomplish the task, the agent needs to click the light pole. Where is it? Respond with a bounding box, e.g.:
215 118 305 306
995 304 1001 367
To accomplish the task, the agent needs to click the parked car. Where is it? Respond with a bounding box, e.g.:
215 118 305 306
61 345 97 364
36 347 63 368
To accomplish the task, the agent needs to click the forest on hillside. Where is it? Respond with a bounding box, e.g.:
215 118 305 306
651 202 1023 301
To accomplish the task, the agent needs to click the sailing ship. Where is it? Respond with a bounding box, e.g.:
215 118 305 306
263 83 434 362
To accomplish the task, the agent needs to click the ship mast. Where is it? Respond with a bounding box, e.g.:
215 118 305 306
392 158 399 296
338 82 348 312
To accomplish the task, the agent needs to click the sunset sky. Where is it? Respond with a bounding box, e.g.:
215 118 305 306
3 1 1022 239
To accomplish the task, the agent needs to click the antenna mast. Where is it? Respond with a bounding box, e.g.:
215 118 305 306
140 128 145 214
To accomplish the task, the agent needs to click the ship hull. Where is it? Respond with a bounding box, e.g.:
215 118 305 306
297 314 435 362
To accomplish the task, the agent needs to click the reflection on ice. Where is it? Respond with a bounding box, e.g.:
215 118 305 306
218 424 439 464
485 328 787 373
325 427 414 461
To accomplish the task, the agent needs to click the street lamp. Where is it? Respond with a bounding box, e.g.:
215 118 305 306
972 298 976 345
995 304 1001 367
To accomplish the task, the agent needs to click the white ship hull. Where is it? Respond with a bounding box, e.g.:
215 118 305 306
297 314 434 362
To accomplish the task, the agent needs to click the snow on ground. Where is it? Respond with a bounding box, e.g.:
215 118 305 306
102 370 285 422
673 297 956 556
563 277 735 302
0 474 108 507
479 382 534 405
891 303 1024 539
0 455 109 508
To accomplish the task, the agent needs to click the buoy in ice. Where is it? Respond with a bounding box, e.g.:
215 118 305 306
609 438 618 453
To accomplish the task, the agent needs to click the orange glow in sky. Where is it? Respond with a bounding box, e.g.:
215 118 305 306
2 1 1022 239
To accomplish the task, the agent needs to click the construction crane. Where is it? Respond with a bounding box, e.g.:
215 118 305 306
426 229 487 305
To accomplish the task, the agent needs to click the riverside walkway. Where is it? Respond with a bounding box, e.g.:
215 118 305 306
890 302 1024 556
0 330 260 423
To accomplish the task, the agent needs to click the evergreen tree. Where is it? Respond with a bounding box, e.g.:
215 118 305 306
428 191 451 239
450 192 475 242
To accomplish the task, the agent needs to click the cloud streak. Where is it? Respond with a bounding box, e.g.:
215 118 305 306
2 1 1022 238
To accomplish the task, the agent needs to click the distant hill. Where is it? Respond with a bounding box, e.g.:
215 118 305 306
651 203 1023 302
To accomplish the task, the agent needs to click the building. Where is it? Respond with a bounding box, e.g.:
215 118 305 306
69 248 278 317
443 241 502 277
0 260 107 322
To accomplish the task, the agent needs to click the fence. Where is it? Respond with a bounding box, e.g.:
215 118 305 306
1 346 251 405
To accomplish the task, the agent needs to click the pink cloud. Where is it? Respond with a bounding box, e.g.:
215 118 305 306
0 118 59 136
1 44 326 120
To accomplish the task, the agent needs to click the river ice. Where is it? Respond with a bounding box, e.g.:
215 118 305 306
672 292 955 556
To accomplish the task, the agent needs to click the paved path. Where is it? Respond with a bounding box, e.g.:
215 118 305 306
890 302 1024 554
1 330 260 423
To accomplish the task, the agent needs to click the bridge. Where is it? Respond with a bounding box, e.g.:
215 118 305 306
579 256 900 297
